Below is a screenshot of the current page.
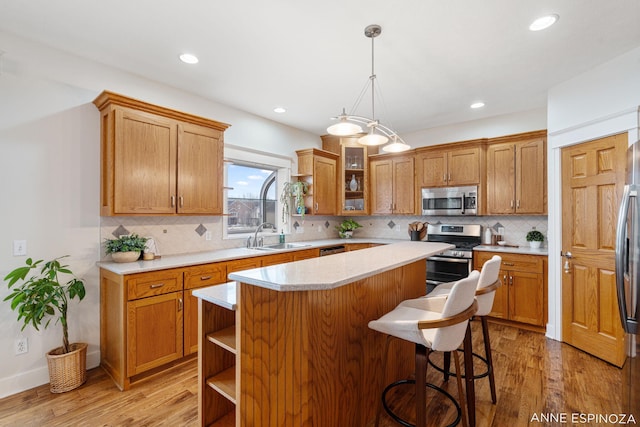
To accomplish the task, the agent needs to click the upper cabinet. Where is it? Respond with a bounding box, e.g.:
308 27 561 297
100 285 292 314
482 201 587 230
369 152 416 215
321 135 378 216
416 142 484 188
485 130 547 215
93 91 230 216
295 148 339 216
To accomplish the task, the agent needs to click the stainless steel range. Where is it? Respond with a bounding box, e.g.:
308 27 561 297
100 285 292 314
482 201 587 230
425 223 482 292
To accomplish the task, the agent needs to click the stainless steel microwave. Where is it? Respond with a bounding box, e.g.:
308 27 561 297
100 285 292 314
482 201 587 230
421 185 478 216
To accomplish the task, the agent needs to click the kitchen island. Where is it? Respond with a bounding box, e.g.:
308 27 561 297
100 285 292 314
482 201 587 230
224 241 452 427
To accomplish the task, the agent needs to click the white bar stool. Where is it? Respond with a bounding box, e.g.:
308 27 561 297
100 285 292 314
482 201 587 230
368 270 480 427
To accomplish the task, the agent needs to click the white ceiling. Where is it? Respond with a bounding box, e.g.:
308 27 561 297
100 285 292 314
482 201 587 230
1 1 639 136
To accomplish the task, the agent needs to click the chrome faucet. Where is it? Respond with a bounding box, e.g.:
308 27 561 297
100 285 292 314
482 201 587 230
252 222 274 248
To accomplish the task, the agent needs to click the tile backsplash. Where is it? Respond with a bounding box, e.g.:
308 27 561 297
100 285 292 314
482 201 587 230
100 215 548 259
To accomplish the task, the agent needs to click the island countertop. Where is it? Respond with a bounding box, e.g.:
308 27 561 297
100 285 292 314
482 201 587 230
227 241 452 291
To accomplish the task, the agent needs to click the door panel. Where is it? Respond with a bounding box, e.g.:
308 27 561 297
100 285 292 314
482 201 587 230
561 133 627 367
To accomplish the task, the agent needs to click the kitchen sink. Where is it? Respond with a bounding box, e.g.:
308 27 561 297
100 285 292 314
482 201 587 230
251 243 311 251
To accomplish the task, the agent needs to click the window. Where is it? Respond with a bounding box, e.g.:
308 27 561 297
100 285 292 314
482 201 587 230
226 163 276 234
224 145 292 239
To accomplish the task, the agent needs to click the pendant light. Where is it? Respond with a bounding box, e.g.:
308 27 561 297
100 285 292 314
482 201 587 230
326 24 410 153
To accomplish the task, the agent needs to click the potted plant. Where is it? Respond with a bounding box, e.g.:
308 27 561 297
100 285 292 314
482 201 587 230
104 233 148 263
336 218 363 239
280 181 309 221
526 229 544 248
3 256 87 393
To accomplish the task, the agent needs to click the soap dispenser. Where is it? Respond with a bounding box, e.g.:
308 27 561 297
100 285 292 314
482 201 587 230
483 227 493 245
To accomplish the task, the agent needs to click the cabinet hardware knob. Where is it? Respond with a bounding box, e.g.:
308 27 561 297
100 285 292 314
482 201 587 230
150 283 165 289
503 262 514 266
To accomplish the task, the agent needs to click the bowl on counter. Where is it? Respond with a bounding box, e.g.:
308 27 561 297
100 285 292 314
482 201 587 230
497 241 506 246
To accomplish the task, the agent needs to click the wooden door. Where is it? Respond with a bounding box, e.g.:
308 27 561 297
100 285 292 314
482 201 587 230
370 158 393 215
114 108 177 214
313 154 337 215
561 133 627 367
516 138 546 214
416 150 447 187
448 147 480 186
486 143 516 214
392 156 415 214
177 123 223 215
127 292 183 376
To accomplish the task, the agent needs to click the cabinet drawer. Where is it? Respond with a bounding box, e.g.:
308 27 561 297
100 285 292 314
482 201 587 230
126 269 183 300
184 263 227 290
475 251 544 273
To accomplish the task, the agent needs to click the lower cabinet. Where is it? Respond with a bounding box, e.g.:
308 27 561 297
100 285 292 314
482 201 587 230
474 251 547 328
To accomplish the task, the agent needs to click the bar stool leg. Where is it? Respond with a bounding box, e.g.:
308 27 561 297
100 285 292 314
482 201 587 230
452 350 468 427
463 323 476 427
481 316 497 404
415 344 428 427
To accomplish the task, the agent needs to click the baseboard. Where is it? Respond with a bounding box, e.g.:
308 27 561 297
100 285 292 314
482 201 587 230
0 349 100 399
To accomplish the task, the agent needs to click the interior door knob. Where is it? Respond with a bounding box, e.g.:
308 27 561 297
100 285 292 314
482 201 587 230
562 251 572 273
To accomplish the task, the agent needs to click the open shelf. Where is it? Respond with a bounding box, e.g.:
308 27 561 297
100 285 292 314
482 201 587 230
209 411 235 427
206 367 237 404
207 326 236 354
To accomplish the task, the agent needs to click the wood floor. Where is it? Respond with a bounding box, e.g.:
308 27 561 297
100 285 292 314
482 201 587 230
0 321 625 427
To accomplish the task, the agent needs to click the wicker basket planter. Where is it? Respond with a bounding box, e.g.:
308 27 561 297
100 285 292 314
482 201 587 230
46 342 88 393
111 251 141 263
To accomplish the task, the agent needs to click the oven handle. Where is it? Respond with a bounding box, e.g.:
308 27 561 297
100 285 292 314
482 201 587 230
428 256 471 264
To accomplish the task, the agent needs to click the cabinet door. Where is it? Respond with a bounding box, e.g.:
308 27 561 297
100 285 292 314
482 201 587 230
392 156 415 214
509 270 544 326
417 150 447 187
369 158 393 215
226 258 263 274
261 252 294 266
447 147 480 186
177 123 224 214
127 292 183 376
489 269 510 319
313 155 337 215
114 108 177 214
486 143 516 214
515 138 546 214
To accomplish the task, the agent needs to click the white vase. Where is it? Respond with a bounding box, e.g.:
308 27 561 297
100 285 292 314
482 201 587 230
349 175 358 191
529 241 542 249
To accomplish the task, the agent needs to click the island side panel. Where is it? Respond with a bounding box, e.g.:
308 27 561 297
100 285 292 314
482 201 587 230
238 259 425 426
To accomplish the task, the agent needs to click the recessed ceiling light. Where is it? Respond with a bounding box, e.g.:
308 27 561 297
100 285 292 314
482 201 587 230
179 53 199 64
529 14 559 31
470 102 485 109
273 107 286 114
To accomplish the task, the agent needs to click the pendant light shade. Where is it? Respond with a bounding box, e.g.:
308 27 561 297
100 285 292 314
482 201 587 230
326 25 410 152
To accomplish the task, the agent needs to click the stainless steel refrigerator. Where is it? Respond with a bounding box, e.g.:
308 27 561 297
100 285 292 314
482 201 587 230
615 139 640 420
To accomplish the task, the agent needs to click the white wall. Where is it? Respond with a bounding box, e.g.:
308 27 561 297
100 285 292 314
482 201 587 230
546 46 640 341
0 32 319 398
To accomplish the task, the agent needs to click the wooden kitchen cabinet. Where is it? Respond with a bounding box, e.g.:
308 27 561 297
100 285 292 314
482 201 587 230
369 153 415 215
295 148 339 215
321 135 378 215
416 142 483 188
93 91 229 216
474 251 547 328
486 130 547 214
184 263 227 356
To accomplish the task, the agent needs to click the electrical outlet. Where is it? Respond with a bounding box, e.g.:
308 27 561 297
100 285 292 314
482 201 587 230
15 337 28 355
13 240 27 256
205 231 212 241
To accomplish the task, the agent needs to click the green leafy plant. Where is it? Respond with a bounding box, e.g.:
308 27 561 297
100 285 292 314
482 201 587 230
3 256 86 354
104 234 148 254
280 181 309 221
526 229 544 242
336 218 362 238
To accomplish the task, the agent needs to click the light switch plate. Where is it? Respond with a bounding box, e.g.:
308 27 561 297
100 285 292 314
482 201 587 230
13 240 27 256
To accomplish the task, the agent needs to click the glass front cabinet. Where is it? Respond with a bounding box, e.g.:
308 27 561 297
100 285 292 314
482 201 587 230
322 135 377 216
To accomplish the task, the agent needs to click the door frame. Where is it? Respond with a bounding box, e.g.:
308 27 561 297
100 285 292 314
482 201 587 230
546 107 639 341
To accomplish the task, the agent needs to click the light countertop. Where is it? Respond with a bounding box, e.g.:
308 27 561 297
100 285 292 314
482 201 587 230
192 281 236 310
474 244 548 256
97 238 402 275
227 241 453 291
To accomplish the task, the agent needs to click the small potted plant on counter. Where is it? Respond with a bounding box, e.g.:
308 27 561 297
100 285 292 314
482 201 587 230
104 233 148 263
336 218 362 239
526 229 544 249
4 256 87 393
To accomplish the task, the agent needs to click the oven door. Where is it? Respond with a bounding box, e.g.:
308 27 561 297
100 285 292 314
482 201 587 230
426 255 472 287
